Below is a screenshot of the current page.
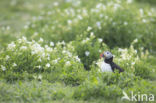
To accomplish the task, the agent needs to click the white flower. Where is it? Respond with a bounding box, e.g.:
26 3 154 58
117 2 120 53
38 58 42 62
67 51 72 57
65 61 71 66
75 56 81 62
90 32 94 37
148 12 152 16
38 65 41 69
53 59 58 64
99 49 102 53
142 19 147 23
118 48 127 52
61 41 66 45
96 3 102 9
41 53 45 58
100 14 103 18
47 56 50 60
38 75 42 80
139 8 144 16
113 4 120 10
38 16 43 20
96 21 101 29
45 45 49 48
21 36 27 43
46 63 50 68
47 11 52 15
6 26 10 30
98 38 103 43
45 45 52 52
87 26 92 31
1 65 6 71
127 0 133 3
133 39 138 43
82 38 90 44
20 46 27 50
105 16 108 19
5 55 10 60
112 22 116 26
34 32 38 36
85 51 90 56
13 63 17 67
62 50 66 54
131 62 135 65
46 47 53 52
53 2 59 6
67 20 72 24
77 15 83 20
50 42 55 47
31 43 45 55
113 55 116 57
82 9 88 16
124 22 128 26
152 69 155 73
58 41 66 45
24 25 28 29
39 38 44 42
18 38 22 44
8 42 16 50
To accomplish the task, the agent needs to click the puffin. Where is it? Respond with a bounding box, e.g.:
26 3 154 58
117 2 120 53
99 51 124 73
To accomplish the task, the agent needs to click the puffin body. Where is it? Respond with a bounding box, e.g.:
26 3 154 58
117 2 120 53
100 61 113 72
100 51 124 73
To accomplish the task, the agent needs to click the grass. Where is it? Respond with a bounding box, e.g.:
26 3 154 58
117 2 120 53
0 80 133 103
0 0 54 32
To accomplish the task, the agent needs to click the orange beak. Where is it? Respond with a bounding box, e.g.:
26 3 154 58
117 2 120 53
100 53 104 59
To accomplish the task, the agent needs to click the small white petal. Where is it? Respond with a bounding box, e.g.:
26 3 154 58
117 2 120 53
85 51 90 56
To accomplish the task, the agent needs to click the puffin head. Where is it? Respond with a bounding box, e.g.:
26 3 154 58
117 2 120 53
100 51 113 63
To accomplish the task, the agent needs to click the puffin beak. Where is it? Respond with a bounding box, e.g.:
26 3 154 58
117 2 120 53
100 53 104 59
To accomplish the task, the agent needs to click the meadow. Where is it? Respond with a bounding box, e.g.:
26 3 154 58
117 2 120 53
0 0 156 103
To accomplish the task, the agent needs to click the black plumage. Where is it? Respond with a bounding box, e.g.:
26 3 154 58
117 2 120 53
104 57 124 73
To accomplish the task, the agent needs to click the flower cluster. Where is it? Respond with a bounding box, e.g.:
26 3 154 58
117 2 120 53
0 37 83 73
21 0 156 50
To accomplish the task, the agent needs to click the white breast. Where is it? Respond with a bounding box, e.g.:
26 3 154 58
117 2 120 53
100 61 113 72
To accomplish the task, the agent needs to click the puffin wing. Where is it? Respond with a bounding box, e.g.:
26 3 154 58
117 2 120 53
111 62 124 73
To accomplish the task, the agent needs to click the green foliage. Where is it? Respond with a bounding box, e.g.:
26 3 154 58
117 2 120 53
71 32 108 69
21 0 156 50
134 61 152 79
137 0 156 5
73 71 155 100
0 36 155 102
0 37 86 85
0 29 17 49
